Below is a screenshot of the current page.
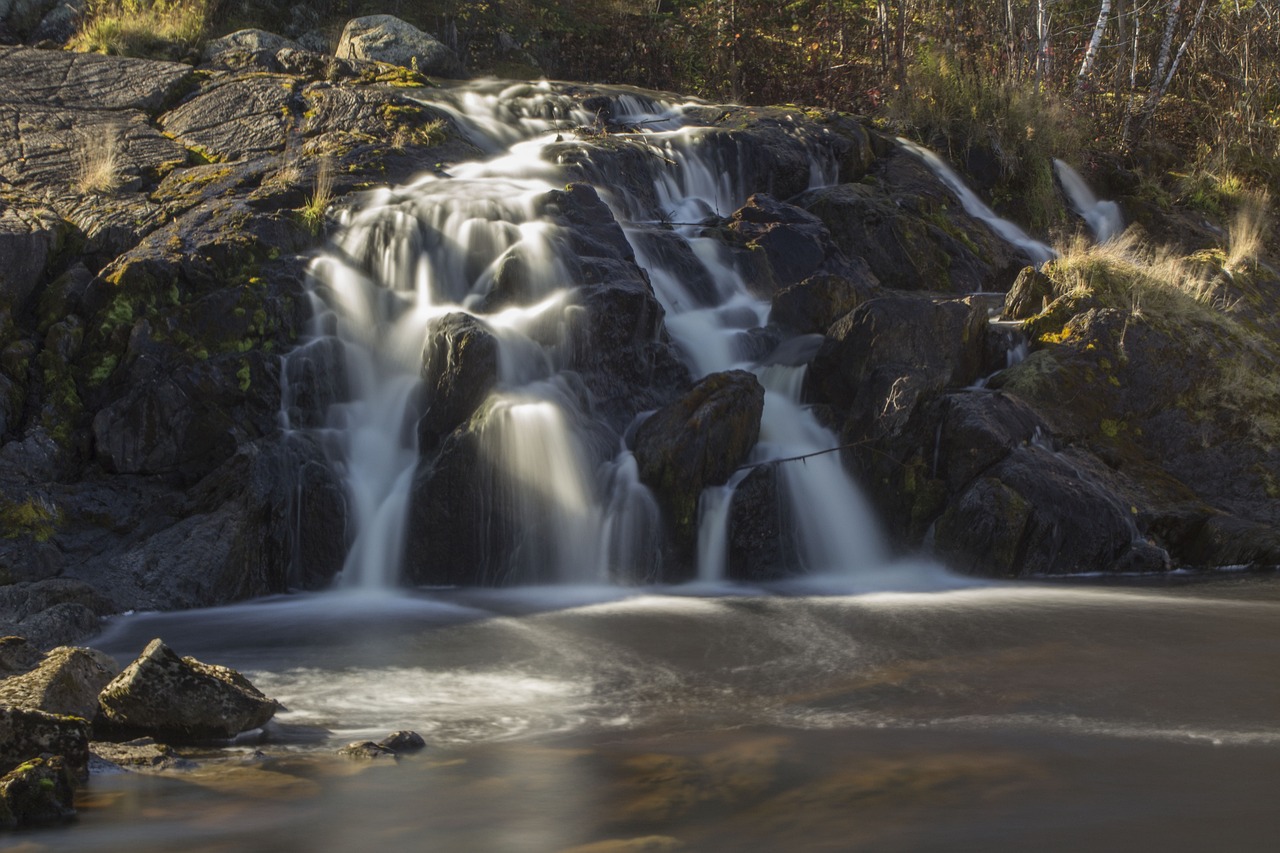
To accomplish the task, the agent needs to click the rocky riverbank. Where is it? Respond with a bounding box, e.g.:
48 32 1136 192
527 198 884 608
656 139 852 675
1 15 1277 649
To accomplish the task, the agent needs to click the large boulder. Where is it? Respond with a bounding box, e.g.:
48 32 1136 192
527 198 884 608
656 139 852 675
160 74 298 163
335 15 464 78
725 193 837 294
770 267 879 335
418 313 499 452
97 639 280 741
0 645 119 719
0 706 89 777
633 370 765 554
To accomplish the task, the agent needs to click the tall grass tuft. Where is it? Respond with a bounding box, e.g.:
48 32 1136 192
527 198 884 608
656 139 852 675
1225 191 1270 275
69 0 218 58
74 127 122 195
298 157 334 236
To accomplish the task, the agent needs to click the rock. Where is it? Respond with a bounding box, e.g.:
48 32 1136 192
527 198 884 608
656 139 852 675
726 193 835 293
335 15 464 78
0 636 42 676
377 730 426 753
727 466 799 580
0 706 89 777
97 639 280 741
0 205 67 311
0 580 115 651
203 28 299 62
161 74 297 162
418 313 499 451
29 0 84 45
0 46 193 111
1003 265 1055 320
809 293 987 437
770 266 879 335
633 370 765 554
89 738 194 772
0 645 120 719
0 753 76 828
339 740 398 761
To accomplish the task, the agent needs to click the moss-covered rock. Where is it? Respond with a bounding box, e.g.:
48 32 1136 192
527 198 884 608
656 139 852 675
0 706 89 778
0 753 77 828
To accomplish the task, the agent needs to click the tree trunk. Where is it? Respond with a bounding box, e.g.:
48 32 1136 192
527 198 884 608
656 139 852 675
1151 0 1184 91
1076 0 1112 90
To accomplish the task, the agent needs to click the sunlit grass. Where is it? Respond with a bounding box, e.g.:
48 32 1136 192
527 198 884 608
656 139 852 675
297 156 334 236
69 0 216 58
73 127 123 195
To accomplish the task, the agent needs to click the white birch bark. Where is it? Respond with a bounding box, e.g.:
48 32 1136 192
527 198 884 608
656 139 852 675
1076 0 1112 89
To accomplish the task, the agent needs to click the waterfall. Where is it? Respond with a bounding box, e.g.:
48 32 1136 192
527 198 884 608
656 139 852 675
291 83 1020 589
898 137 1058 268
1053 159 1124 243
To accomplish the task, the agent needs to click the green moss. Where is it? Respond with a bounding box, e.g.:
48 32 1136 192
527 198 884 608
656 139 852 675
236 362 251 392
0 497 63 543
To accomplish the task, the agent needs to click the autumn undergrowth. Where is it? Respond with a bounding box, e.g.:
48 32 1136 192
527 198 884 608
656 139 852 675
69 0 218 58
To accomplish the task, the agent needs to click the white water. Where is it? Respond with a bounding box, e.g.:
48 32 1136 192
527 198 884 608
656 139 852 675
898 137 1058 268
1054 158 1124 243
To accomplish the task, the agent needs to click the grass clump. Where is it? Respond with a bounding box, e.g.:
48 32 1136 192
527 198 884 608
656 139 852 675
69 0 218 59
73 128 122 195
297 156 334 236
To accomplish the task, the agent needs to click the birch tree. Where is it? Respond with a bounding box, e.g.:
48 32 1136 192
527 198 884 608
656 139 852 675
1075 0 1112 90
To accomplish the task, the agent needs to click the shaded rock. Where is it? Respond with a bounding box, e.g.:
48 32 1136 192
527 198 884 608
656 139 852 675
339 740 398 761
0 645 119 719
0 580 115 651
726 193 834 293
203 28 298 62
770 266 879 335
335 15 464 78
809 293 987 437
0 636 41 676
0 204 67 310
418 313 499 451
0 706 89 777
97 639 280 741
1002 265 1055 320
633 370 764 553
89 738 194 772
727 466 799 581
0 753 76 828
29 0 84 45
161 74 297 162
377 730 426 753
0 46 192 111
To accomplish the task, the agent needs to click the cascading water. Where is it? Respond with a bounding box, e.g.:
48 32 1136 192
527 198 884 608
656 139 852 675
290 82 951 589
898 137 1058 268
1054 158 1124 243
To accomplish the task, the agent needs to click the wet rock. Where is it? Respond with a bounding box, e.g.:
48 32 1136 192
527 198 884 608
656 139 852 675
0 645 120 719
339 740 399 761
335 15 464 78
770 266 880 335
97 639 280 741
0 754 76 828
0 706 89 777
418 313 499 451
633 370 765 554
727 466 799 581
89 738 194 772
377 730 426 753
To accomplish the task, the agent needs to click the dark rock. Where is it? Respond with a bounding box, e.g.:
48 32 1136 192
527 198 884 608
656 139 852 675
98 639 280 741
633 370 764 554
0 636 42 676
0 706 89 777
726 193 833 293
335 15 464 78
770 266 879 335
339 740 399 761
30 0 85 45
418 313 499 451
0 645 120 719
727 466 799 581
0 753 76 828
376 730 426 753
0 205 67 311
1003 266 1055 320
0 580 115 651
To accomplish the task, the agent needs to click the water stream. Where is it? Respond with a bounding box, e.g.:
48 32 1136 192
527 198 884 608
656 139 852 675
1054 158 1125 243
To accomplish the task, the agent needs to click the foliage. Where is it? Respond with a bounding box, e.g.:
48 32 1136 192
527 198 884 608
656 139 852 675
69 0 221 58
0 497 63 543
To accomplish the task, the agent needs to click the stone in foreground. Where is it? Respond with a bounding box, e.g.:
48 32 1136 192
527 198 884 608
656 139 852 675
0 645 120 719
97 639 280 741
0 706 89 777
0 754 77 829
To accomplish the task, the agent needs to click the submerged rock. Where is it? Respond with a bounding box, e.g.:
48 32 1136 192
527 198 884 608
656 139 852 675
97 639 280 741
339 740 399 761
89 738 194 772
377 730 426 753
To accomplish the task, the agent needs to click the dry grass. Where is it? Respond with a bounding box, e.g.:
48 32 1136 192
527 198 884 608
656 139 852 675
1225 190 1270 274
297 156 334 235
69 0 216 58
73 128 123 195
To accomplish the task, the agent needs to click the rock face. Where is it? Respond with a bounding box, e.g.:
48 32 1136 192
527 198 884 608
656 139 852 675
633 370 765 556
0 644 119 719
335 15 464 78
97 639 279 741
417 313 499 452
